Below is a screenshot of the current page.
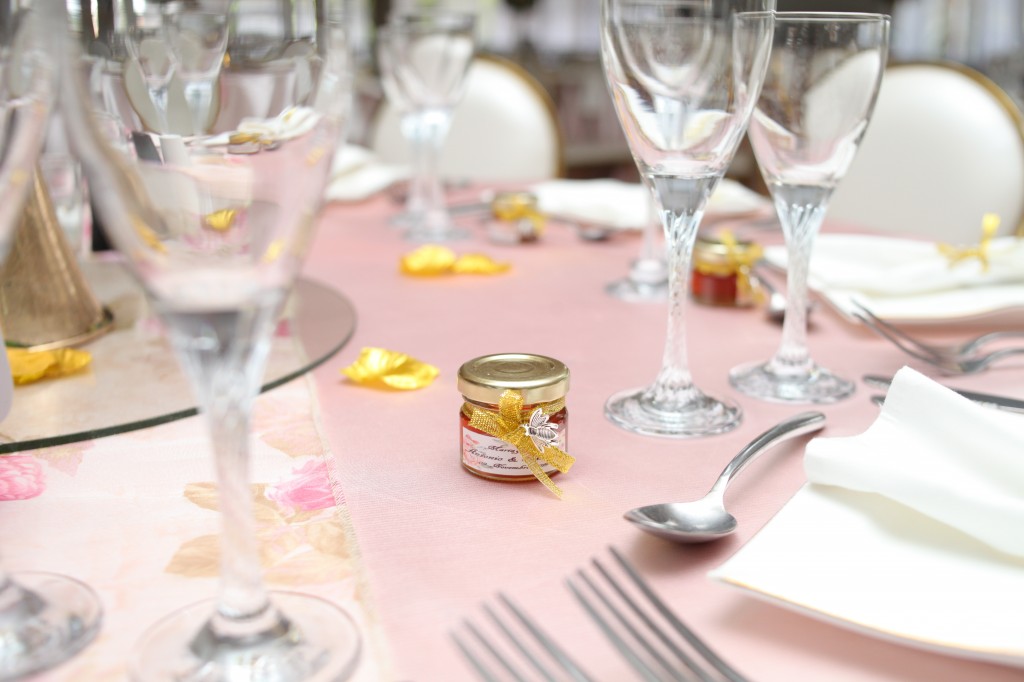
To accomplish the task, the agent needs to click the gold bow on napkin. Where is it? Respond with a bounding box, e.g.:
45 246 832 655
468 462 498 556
938 213 1000 271
400 245 510 277
461 389 575 498
340 347 439 390
7 347 92 385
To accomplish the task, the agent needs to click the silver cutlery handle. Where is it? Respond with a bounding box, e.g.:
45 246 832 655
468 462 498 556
710 412 826 496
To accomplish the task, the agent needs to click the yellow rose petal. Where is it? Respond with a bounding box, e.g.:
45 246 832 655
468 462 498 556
400 245 457 276
452 253 511 275
8 348 92 385
340 347 439 390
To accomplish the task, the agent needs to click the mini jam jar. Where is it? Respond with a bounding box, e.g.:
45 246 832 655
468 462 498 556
691 235 763 307
457 353 569 482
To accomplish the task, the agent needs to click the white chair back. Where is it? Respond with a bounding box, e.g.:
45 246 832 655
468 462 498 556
828 62 1024 242
369 55 564 182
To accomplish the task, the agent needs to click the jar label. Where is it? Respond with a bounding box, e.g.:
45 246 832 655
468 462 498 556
461 427 560 477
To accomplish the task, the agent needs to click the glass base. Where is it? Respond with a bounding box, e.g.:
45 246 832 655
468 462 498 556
404 223 468 242
604 386 742 438
605 277 669 302
129 592 361 682
0 571 103 679
729 360 855 404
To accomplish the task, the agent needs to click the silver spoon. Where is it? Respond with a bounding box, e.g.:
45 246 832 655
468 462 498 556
624 411 826 543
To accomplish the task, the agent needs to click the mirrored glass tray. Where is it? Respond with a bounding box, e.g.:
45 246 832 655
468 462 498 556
0 260 356 453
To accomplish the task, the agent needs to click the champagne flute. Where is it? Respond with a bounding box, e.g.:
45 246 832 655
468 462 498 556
600 0 773 437
54 1 360 679
379 9 475 242
0 2 102 677
729 12 890 403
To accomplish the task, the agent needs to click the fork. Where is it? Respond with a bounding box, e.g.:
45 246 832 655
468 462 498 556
850 300 1024 360
853 310 1024 374
453 592 596 682
568 547 748 682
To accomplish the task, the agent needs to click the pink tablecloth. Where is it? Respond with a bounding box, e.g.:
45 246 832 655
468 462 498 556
302 194 1024 681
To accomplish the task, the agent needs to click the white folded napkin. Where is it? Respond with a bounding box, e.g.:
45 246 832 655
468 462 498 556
805 366 1024 558
323 145 409 203
530 178 768 231
766 233 1024 297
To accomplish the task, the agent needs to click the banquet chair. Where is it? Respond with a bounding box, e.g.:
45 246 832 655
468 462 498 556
827 62 1024 242
368 54 565 182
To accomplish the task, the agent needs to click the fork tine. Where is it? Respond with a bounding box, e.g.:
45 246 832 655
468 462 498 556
610 547 751 682
497 592 596 682
852 312 949 366
850 300 944 359
465 616 532 682
451 630 503 682
591 558 716 682
566 573 671 682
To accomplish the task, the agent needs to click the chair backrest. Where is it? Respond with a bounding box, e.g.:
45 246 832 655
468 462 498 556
368 54 565 182
828 62 1024 241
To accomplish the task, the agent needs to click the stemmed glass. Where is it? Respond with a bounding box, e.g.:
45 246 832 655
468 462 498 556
125 5 176 134
163 0 231 135
377 24 428 227
378 10 475 241
600 0 774 437
54 1 359 679
606 194 669 301
0 2 103 678
729 13 890 403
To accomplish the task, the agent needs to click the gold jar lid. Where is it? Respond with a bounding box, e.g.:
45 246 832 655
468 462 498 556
458 353 569 405
693 235 763 273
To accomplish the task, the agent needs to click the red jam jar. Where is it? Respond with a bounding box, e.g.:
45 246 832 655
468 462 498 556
457 353 569 482
691 235 763 307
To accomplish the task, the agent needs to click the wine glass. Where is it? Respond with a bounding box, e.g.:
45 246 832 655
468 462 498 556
606 194 669 301
125 6 176 133
163 0 231 135
729 12 890 403
54 1 360 679
377 24 428 228
0 2 103 678
378 9 475 242
600 0 774 437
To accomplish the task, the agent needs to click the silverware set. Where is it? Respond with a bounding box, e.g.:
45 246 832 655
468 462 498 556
453 548 748 682
852 301 1024 374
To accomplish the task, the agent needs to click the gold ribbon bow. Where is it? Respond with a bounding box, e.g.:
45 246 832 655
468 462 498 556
491 192 546 237
695 230 763 300
461 390 575 498
938 213 1000 271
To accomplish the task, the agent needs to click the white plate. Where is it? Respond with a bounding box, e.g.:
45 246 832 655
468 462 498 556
764 234 1024 326
710 483 1024 669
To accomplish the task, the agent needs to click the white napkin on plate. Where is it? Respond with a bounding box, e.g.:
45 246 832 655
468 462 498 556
767 233 1024 297
323 145 409 203
805 366 1024 558
530 178 768 231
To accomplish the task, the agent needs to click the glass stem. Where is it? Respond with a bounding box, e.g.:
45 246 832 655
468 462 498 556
400 111 427 219
416 107 452 234
771 186 831 375
183 80 214 136
149 85 171 134
161 294 283 629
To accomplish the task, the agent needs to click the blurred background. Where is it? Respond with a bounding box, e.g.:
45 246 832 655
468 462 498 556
343 0 1024 186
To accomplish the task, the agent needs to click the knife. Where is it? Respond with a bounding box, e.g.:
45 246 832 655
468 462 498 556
864 375 1024 415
